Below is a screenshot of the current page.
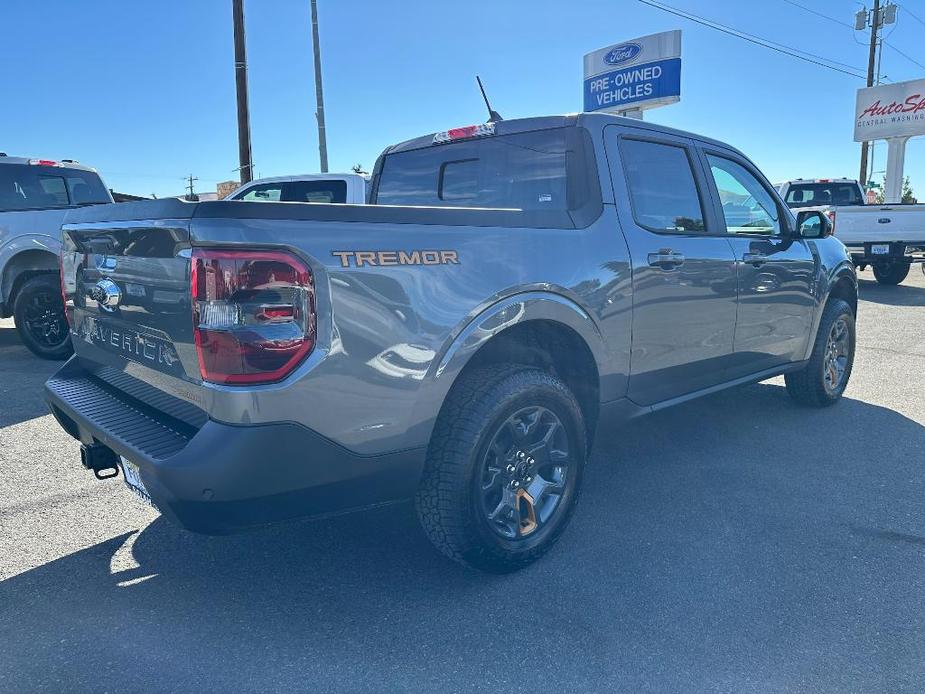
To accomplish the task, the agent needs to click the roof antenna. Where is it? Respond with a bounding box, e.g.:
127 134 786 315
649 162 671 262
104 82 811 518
476 75 503 122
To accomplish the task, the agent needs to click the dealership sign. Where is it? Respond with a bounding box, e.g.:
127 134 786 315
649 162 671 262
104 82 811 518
854 77 925 142
583 30 681 114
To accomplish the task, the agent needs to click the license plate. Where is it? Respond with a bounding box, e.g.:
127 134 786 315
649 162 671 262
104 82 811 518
120 457 155 507
871 244 890 255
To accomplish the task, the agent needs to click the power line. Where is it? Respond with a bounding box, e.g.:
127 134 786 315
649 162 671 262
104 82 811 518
637 0 866 78
881 38 925 71
896 3 925 28
780 0 854 29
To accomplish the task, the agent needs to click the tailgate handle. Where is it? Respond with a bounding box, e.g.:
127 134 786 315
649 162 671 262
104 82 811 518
647 251 685 270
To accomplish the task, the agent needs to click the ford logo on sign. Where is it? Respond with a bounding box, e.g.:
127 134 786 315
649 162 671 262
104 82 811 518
605 43 642 65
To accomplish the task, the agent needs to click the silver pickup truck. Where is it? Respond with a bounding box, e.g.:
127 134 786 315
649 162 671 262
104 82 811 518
45 114 857 572
0 155 112 357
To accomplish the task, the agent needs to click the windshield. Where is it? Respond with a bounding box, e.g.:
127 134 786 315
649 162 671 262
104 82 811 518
0 164 110 211
785 182 863 208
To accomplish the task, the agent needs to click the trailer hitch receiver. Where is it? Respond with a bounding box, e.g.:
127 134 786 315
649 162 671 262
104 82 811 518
80 442 120 480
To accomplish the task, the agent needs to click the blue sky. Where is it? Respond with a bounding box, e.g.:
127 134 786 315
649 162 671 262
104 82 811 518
3 0 924 197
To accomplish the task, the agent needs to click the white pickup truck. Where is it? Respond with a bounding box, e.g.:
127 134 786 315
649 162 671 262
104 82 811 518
778 178 925 285
0 154 112 357
224 173 368 204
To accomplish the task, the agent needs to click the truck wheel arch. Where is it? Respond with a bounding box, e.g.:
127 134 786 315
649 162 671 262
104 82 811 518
415 292 607 448
1 248 60 314
827 267 858 317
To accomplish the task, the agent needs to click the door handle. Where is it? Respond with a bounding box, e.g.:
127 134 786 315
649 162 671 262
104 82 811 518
647 251 685 270
742 252 768 266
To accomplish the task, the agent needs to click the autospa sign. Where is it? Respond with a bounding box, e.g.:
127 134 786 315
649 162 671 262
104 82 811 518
854 77 925 142
583 30 681 114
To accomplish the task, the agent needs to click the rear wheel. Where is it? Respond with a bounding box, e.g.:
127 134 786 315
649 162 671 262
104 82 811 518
872 260 910 285
785 299 855 407
415 365 586 573
13 275 72 360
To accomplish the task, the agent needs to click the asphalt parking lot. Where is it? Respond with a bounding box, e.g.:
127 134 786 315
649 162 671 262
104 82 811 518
1 268 923 693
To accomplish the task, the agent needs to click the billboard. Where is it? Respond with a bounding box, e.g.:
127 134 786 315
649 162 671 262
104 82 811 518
583 30 681 114
854 77 925 142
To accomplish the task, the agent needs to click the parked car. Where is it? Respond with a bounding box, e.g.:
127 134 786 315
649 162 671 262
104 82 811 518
0 154 112 358
224 173 367 204
778 178 925 285
46 113 857 572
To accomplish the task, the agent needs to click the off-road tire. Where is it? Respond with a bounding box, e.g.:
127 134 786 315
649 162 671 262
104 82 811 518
872 261 910 285
13 274 73 360
415 365 586 573
785 299 855 407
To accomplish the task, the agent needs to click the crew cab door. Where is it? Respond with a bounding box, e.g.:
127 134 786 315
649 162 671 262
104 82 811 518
605 126 738 406
697 147 816 374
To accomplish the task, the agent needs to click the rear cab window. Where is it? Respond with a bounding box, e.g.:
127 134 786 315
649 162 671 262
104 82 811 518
784 182 863 207
372 126 601 227
0 164 110 211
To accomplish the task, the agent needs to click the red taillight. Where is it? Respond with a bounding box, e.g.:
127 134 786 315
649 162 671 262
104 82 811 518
58 249 71 326
29 159 59 167
191 248 315 385
826 210 836 235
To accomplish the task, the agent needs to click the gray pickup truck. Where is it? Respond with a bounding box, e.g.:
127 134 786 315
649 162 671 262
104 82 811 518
0 155 112 358
45 114 857 572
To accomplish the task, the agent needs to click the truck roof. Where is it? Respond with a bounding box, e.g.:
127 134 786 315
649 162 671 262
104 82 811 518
0 154 101 174
383 112 748 159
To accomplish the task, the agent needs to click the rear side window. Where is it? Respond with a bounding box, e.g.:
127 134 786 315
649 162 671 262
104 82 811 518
376 129 573 210
620 139 706 233
0 165 109 211
284 179 347 203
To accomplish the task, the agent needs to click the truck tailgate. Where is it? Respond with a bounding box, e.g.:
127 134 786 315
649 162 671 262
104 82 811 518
834 204 925 245
62 201 200 389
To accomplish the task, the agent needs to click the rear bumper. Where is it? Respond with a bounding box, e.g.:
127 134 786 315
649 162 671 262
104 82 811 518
44 359 426 533
847 242 925 264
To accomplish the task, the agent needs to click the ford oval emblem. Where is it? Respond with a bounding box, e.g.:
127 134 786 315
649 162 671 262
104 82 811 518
605 43 642 65
88 278 122 311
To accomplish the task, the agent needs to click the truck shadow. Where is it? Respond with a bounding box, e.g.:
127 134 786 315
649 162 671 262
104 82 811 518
2 383 924 690
857 276 925 306
0 325 61 428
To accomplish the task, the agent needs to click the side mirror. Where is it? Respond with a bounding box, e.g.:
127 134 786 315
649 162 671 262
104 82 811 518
795 210 832 238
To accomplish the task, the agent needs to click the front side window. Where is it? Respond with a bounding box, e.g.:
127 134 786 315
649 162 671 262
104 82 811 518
620 139 706 233
707 155 781 235
239 184 282 202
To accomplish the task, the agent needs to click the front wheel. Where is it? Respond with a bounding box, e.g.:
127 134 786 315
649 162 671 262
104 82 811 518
13 274 73 360
785 299 855 407
415 365 587 573
872 260 910 285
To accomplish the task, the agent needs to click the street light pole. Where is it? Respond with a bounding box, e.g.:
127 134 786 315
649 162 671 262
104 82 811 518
310 0 329 173
232 0 254 184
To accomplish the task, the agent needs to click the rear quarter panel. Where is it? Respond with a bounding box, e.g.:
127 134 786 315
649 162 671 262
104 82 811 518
190 210 632 455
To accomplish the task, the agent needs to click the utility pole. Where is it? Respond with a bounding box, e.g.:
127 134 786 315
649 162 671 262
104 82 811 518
232 0 254 184
185 174 199 201
310 0 329 173
859 0 881 186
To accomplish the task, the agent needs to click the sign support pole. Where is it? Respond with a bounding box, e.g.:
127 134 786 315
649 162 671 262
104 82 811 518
883 136 909 203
